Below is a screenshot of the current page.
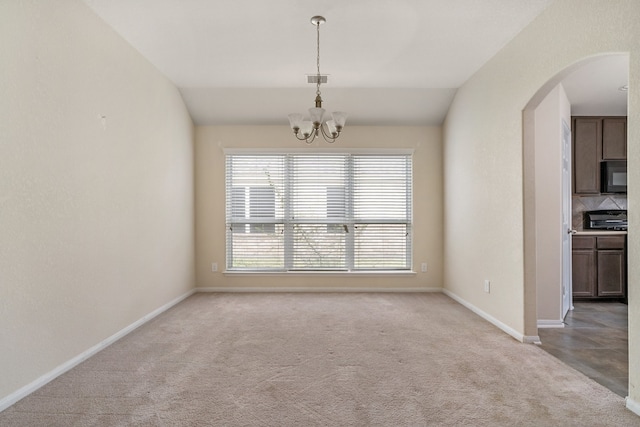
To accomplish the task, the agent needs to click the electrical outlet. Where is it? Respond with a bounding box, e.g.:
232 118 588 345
484 280 490 293
421 263 428 273
211 263 218 272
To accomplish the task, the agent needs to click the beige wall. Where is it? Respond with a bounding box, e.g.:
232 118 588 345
534 84 571 324
195 125 442 290
443 0 639 408
0 0 195 403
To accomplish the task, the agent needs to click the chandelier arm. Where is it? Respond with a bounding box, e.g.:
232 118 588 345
293 131 315 143
305 131 316 144
319 123 338 143
294 130 317 144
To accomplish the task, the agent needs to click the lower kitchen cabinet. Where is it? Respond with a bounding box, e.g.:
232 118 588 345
572 239 596 297
572 235 626 299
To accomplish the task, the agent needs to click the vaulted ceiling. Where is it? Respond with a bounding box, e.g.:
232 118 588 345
82 0 627 126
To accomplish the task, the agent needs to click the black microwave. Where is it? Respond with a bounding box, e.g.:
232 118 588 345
601 160 627 193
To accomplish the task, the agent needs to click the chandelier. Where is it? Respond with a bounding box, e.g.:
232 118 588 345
288 16 347 144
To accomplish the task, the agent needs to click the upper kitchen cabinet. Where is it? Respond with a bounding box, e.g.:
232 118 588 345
602 118 627 159
572 116 627 195
573 117 602 194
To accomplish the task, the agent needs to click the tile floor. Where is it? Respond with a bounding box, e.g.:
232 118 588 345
538 301 628 397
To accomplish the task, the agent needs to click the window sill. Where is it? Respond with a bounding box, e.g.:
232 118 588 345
223 270 417 277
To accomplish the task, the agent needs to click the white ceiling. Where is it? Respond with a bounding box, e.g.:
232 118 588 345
82 0 627 126
561 54 628 116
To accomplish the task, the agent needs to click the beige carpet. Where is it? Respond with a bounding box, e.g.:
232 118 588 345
1 292 638 426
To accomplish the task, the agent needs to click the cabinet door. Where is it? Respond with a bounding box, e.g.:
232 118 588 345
572 249 596 297
573 118 602 194
602 118 627 160
597 250 626 297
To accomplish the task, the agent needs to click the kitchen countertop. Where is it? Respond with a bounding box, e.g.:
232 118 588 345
573 230 627 236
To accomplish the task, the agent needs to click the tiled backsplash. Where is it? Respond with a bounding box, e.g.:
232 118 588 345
572 195 627 229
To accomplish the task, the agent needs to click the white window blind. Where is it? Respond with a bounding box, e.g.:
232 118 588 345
225 153 412 271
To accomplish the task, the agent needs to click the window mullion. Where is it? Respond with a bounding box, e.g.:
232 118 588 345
284 154 293 270
405 156 412 269
346 155 355 271
225 156 233 269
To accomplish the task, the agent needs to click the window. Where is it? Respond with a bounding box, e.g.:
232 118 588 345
249 186 275 233
225 153 412 271
326 185 346 234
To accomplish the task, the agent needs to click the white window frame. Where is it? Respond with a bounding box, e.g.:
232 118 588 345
224 149 414 273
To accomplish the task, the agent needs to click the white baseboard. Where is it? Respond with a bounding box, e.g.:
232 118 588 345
196 286 443 293
0 289 195 413
537 320 565 328
627 397 640 416
524 335 542 345
442 289 527 343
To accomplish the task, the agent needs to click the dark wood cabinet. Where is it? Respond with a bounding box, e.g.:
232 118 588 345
572 236 597 297
573 118 601 194
602 118 627 160
596 236 626 296
572 235 626 299
572 116 626 195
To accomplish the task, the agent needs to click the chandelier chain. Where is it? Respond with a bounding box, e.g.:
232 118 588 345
316 20 321 97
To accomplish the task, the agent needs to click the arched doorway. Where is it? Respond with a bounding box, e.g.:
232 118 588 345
523 53 629 396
